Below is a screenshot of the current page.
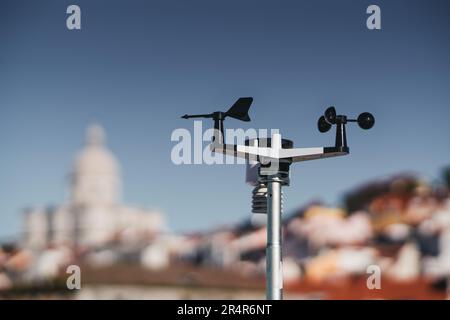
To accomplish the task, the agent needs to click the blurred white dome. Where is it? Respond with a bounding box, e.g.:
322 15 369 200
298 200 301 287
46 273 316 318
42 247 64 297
71 125 121 206
73 125 119 176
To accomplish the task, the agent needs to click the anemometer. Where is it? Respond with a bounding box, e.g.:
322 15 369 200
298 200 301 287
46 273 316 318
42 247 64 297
181 98 375 300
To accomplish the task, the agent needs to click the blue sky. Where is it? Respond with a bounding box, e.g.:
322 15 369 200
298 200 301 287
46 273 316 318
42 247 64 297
1 0 450 239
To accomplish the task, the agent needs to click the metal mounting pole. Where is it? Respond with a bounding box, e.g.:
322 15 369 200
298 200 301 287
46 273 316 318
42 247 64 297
266 175 283 300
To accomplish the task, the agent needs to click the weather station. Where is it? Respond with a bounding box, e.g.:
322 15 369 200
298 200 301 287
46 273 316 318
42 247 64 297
181 98 375 300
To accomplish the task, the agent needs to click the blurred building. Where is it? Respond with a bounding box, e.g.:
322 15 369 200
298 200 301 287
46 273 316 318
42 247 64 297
22 125 165 249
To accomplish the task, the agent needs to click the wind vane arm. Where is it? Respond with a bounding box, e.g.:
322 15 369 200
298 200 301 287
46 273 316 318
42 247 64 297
181 113 212 119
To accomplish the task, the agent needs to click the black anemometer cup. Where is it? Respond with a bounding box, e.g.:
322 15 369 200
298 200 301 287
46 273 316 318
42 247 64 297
317 116 331 133
357 112 375 130
324 106 337 124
